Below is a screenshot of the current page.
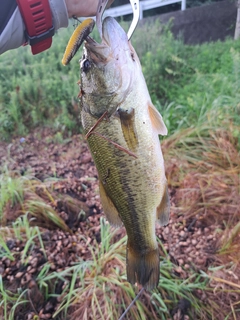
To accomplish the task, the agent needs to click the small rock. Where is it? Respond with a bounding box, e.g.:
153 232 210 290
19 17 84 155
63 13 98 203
164 227 169 235
179 241 188 247
191 239 197 246
175 266 184 274
15 272 24 278
179 231 185 238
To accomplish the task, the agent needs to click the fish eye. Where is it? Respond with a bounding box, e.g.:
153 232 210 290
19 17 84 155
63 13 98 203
81 59 91 72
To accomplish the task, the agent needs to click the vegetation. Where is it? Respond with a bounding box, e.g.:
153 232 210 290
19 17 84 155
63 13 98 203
0 216 207 319
0 18 239 319
0 20 240 140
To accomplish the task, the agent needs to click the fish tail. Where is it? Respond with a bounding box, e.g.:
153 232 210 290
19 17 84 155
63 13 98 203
126 243 160 290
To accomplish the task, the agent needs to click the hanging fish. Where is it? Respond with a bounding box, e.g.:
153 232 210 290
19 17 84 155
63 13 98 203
80 16 170 290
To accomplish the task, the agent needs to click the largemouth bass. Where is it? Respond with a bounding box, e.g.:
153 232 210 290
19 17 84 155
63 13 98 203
80 17 170 290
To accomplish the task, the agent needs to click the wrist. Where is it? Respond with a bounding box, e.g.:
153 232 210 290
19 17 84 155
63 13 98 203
65 0 99 18
49 0 68 30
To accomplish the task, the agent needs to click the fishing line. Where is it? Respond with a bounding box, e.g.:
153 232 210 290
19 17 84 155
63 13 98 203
118 287 145 320
72 15 81 28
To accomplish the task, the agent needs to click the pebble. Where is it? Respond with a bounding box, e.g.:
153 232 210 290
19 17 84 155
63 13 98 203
207 235 214 240
184 247 192 254
27 265 32 272
31 257 38 268
15 272 24 278
179 230 185 238
5 267 10 274
4 259 11 267
52 234 58 241
175 266 184 274
191 239 197 246
27 313 35 320
164 227 169 234
63 238 69 247
179 241 188 247
196 258 206 265
29 267 37 274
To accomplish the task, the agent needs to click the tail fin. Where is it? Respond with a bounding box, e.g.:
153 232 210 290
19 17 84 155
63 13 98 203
126 244 160 290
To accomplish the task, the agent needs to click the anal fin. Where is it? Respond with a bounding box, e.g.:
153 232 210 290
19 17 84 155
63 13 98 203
156 183 170 226
99 180 123 227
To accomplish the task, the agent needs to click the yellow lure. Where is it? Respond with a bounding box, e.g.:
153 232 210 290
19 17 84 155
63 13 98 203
62 18 95 66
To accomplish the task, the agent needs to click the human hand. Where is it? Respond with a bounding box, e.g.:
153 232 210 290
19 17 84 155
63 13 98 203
65 0 114 18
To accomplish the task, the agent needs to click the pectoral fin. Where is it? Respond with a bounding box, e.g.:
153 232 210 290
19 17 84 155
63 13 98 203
99 181 123 227
156 183 170 226
118 107 138 152
148 102 168 136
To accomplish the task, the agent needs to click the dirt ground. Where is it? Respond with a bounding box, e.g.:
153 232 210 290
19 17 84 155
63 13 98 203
0 128 239 319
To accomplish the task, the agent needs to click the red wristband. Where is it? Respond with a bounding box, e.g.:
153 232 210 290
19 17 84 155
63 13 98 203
16 0 54 54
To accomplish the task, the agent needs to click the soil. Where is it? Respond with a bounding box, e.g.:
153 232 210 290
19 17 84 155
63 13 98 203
0 128 239 320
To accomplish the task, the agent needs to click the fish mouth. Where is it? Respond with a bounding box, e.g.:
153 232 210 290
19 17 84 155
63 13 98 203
84 17 129 62
102 17 128 48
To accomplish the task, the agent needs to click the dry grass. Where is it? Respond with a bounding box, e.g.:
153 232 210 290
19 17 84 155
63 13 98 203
162 121 240 319
0 173 81 232
163 124 239 222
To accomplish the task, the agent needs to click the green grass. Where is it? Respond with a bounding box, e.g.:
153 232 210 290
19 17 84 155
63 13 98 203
0 19 240 141
0 27 81 140
134 27 240 137
0 170 71 232
0 218 208 319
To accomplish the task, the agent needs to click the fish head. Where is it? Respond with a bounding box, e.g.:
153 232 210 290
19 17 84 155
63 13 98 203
80 17 138 118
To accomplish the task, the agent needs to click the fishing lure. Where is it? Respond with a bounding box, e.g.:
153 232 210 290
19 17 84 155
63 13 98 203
62 18 95 66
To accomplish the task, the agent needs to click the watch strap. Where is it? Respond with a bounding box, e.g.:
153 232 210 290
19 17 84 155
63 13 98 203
16 0 54 54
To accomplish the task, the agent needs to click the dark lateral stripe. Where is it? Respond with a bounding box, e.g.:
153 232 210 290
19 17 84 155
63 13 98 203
0 0 17 35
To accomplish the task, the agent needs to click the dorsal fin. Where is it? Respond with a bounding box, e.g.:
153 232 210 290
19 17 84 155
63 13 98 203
148 102 168 136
